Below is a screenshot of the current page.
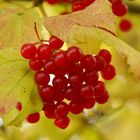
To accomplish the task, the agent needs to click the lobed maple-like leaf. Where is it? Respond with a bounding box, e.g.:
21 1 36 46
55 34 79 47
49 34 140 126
44 0 117 54
0 8 43 125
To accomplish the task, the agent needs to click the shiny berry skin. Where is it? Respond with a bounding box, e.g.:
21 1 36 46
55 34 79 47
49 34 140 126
44 103 56 119
81 55 96 71
16 102 22 111
84 71 99 85
53 51 67 69
119 19 132 32
54 117 70 129
94 81 106 97
29 59 43 71
95 91 109 104
112 1 128 17
80 85 94 99
66 46 83 64
69 74 83 89
35 71 50 85
21 43 37 59
72 1 85 12
64 86 77 101
38 44 52 61
98 49 112 64
44 60 55 74
26 112 40 123
101 64 116 80
55 102 69 118
95 56 106 71
69 101 84 114
83 97 95 109
39 85 54 102
49 35 64 49
53 76 68 90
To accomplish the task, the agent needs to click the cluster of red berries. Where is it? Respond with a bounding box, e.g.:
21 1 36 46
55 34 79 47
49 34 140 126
20 35 116 129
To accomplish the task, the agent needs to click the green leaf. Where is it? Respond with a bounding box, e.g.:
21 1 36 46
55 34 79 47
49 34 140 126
0 8 43 125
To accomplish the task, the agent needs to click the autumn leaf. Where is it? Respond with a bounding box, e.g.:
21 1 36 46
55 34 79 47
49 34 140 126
0 8 43 125
44 0 116 54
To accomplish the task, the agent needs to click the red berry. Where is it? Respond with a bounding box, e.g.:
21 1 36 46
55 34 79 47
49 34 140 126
83 0 95 7
53 76 68 90
55 102 69 118
38 44 52 61
49 35 64 49
29 58 43 71
69 74 83 89
47 0 59 4
54 117 70 129
112 1 128 16
80 84 94 99
95 91 109 104
64 86 77 101
72 1 85 12
16 102 22 111
95 56 106 71
35 70 50 85
26 112 40 123
119 19 132 32
66 46 83 64
68 63 83 74
39 85 54 102
44 103 56 119
21 43 37 59
54 90 65 102
101 64 116 80
83 97 95 109
81 54 96 71
69 101 84 114
44 60 55 74
53 51 67 69
98 49 112 64
94 81 106 97
84 71 99 85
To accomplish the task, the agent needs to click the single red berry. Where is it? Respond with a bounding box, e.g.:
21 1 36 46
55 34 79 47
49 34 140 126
95 91 109 104
95 56 106 71
38 44 52 61
98 49 112 64
16 102 22 111
83 97 95 109
69 101 84 114
64 86 77 101
84 71 99 85
112 1 128 16
69 74 83 89
72 1 85 12
21 43 37 59
53 76 68 90
54 90 65 102
44 60 55 74
29 58 43 71
55 102 69 118
119 19 132 32
44 103 56 119
26 112 40 123
80 84 94 99
101 64 116 80
66 46 83 64
54 116 70 129
35 70 50 85
49 35 64 49
39 85 54 102
68 63 83 74
81 54 96 71
53 51 67 69
94 81 106 97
